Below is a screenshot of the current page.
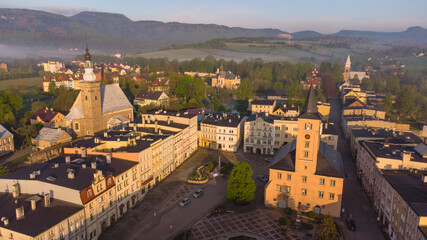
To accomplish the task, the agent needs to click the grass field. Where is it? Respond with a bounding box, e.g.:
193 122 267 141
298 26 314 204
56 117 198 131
135 40 373 63
0 77 43 91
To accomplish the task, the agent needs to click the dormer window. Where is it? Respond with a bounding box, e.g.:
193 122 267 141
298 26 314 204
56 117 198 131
87 189 93 198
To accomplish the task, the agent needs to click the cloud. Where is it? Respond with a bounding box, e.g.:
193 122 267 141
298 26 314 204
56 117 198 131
39 6 97 16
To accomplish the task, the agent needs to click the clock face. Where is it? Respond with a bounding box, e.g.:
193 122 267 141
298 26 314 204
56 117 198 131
305 134 310 139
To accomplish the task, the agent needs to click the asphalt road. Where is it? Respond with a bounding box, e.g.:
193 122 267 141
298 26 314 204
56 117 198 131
329 97 384 240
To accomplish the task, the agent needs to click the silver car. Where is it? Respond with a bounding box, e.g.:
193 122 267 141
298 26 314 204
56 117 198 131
179 197 191 207
193 189 204 198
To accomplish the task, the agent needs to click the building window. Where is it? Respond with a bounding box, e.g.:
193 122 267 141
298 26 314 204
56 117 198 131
85 96 88 101
287 174 291 181
74 122 79 131
320 178 325 185
302 189 307 196
305 123 312 130
276 184 282 192
305 141 310 148
330 180 336 187
319 191 324 198
329 193 335 200
304 151 309 158
302 176 307 183
277 173 282 179
95 96 97 100
286 186 291 193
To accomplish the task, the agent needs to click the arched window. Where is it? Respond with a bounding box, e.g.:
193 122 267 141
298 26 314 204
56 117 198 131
107 178 112 185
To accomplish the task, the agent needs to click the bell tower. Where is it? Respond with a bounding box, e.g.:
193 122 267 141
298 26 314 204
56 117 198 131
80 42 102 135
295 85 321 174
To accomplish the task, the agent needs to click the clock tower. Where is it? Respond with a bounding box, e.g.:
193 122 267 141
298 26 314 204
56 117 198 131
295 85 322 173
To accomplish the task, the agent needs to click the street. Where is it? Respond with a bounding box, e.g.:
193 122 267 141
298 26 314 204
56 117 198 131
329 97 384 240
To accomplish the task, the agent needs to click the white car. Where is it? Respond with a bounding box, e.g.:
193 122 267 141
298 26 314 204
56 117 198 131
179 198 191 207
193 189 204 198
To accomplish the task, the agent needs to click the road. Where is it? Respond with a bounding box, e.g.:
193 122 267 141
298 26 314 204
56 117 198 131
329 97 384 240
0 146 32 165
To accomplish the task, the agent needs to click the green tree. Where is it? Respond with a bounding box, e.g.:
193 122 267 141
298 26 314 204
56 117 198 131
226 161 256 205
386 75 400 94
317 215 339 240
31 101 47 113
48 81 57 96
278 217 290 227
272 81 284 89
332 63 344 83
211 96 221 112
53 90 79 112
395 86 417 119
0 91 23 124
237 77 253 100
382 93 394 114
0 166 9 177
286 80 304 107
361 77 374 91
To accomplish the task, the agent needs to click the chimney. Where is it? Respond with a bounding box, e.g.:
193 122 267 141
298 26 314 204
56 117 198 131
133 125 137 131
167 117 170 125
54 163 59 168
422 174 427 183
30 172 36 179
91 162 97 169
31 199 36 211
106 154 112 164
229 119 231 123
155 120 158 133
65 156 71 163
44 193 50 207
142 116 146 127
1 217 9 226
68 171 75 179
82 163 87 169
12 183 19 198
147 116 151 124
81 148 87 158
104 132 108 138
15 206 24 220
402 151 412 166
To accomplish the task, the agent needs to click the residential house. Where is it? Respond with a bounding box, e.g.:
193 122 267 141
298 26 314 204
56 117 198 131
211 65 241 89
0 124 14 155
249 99 276 114
200 113 245 152
30 108 65 127
32 127 72 151
0 62 7 72
134 90 169 108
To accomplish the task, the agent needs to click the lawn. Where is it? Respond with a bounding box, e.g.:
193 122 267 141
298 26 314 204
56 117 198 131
0 77 43 91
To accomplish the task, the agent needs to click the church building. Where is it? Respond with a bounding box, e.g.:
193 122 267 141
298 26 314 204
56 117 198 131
264 85 344 217
343 55 369 83
62 44 134 137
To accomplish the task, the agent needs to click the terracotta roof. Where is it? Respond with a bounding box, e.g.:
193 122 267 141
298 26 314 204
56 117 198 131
31 108 60 122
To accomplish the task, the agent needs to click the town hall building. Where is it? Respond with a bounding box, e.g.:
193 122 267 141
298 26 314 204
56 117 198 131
265 85 344 217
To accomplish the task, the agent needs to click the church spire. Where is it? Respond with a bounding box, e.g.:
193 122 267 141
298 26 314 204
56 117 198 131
345 55 351 68
299 84 320 119
82 38 96 82
84 37 91 61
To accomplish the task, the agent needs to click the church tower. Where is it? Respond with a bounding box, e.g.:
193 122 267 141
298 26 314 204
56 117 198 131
80 42 102 135
343 55 351 82
295 85 322 174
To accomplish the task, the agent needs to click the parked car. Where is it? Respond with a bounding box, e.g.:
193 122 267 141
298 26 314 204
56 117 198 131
257 175 268 182
346 217 356 230
193 189 204 198
179 198 191 207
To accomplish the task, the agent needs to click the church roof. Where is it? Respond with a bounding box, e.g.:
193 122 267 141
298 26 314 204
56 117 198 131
345 55 351 67
101 84 133 114
65 106 83 119
299 85 320 120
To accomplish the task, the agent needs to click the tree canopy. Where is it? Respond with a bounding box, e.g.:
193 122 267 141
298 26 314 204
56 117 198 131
317 215 339 240
0 91 23 125
226 161 256 205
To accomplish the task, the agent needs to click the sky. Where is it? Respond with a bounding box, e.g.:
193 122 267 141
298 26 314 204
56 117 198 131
0 0 426 33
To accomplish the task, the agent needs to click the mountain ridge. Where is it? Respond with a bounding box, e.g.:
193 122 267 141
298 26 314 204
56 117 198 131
0 8 426 54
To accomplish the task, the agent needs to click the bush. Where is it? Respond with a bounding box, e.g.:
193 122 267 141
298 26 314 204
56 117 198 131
205 162 214 172
302 222 314 230
284 207 293 216
307 211 318 219
278 216 290 226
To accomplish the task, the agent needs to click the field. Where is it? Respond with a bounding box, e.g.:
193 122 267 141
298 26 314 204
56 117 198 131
400 56 427 72
0 77 43 91
134 40 382 63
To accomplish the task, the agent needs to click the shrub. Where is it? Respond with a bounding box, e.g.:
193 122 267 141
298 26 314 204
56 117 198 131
302 222 314 230
205 162 214 172
307 211 318 219
278 216 290 226
284 207 293 216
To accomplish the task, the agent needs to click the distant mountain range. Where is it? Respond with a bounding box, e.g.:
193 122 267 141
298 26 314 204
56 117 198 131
0 8 426 54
